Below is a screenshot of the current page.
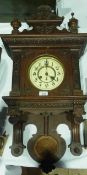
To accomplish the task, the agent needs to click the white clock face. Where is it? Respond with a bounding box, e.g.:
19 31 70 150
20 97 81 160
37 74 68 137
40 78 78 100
28 55 65 91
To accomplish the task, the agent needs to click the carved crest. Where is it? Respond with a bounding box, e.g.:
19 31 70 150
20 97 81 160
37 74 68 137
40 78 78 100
26 5 64 34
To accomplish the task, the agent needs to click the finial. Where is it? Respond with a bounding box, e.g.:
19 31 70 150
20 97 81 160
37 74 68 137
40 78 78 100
71 12 74 18
68 12 78 33
11 18 21 34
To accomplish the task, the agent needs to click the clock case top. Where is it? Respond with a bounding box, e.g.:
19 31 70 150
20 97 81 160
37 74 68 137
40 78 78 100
1 5 87 99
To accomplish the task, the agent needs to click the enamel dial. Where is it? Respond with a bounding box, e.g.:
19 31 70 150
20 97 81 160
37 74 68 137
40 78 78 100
28 55 64 91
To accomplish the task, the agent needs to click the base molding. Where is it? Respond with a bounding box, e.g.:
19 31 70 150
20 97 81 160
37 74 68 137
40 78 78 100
22 167 87 175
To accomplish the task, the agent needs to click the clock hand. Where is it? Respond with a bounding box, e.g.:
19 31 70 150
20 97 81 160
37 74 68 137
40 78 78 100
50 76 55 80
45 71 55 80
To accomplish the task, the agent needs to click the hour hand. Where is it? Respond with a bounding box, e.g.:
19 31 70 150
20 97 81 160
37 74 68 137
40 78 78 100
50 76 55 80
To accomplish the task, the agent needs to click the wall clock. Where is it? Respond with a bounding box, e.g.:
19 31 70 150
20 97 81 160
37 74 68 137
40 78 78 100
28 55 64 91
2 5 87 173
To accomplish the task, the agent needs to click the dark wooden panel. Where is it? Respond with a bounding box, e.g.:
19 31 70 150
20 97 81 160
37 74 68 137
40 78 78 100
0 0 56 22
22 167 87 175
22 167 42 175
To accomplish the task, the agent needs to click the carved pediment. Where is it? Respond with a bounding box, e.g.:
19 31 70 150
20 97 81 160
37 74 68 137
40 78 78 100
11 5 70 34
25 5 65 34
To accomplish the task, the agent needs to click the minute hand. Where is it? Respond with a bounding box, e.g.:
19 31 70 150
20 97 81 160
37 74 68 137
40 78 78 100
50 76 55 80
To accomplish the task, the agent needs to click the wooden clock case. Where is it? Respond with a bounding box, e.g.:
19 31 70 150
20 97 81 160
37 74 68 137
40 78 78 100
2 5 87 172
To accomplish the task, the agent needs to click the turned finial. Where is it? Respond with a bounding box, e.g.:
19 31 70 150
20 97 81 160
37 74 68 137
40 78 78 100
11 18 21 34
68 12 78 33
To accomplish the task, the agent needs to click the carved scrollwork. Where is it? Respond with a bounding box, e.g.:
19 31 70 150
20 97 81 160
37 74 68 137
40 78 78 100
73 99 86 118
9 117 26 157
66 110 84 156
34 24 56 34
19 101 73 109
69 123 82 156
